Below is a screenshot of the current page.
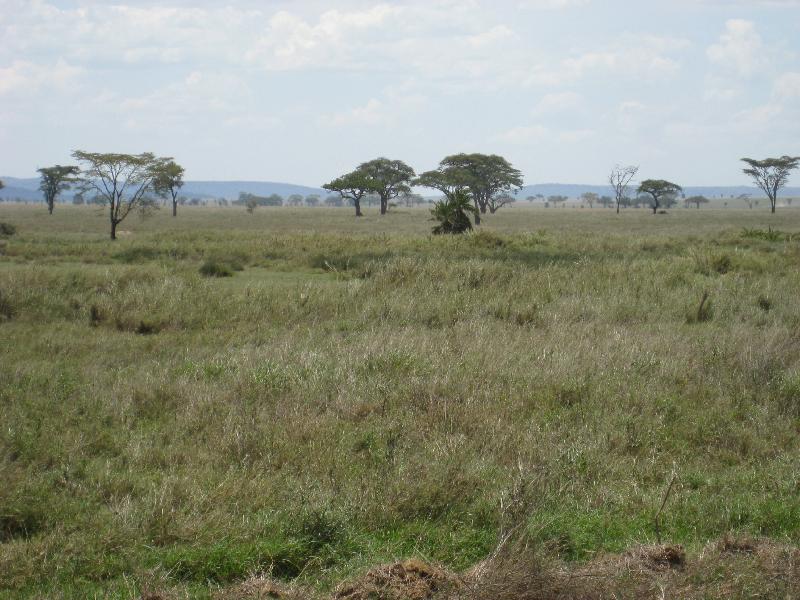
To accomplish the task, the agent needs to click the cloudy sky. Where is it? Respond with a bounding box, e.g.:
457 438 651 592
1 0 798 186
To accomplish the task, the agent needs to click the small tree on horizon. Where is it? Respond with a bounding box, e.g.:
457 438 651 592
685 195 709 209
38 165 80 215
153 160 185 217
580 192 598 208
637 179 683 214
741 156 800 213
609 165 639 214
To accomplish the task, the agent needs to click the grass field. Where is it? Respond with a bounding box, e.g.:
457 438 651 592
1 204 799 599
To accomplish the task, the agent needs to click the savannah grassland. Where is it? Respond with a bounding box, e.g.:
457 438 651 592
1 204 799 599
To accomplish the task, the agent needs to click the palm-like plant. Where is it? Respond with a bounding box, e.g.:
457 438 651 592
431 189 478 234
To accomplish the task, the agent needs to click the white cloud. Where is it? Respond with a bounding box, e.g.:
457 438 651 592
494 124 594 144
531 92 583 115
495 124 549 143
707 19 764 76
774 72 800 98
518 0 590 8
0 59 82 96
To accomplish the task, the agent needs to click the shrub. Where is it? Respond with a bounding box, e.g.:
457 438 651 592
431 191 477 235
199 260 234 277
742 227 788 242
0 222 16 237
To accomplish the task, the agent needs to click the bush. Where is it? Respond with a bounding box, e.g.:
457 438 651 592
431 191 477 235
199 260 234 277
0 222 16 237
742 227 788 242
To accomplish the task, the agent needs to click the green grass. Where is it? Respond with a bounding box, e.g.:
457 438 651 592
1 204 799 597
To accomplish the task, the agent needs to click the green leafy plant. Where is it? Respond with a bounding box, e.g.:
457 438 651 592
431 190 478 235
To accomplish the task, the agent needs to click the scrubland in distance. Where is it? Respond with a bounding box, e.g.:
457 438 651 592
0 205 798 598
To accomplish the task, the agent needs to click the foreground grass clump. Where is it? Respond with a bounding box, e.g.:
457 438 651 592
0 205 799 598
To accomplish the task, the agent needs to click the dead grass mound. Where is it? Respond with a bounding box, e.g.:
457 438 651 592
334 558 461 600
212 576 313 600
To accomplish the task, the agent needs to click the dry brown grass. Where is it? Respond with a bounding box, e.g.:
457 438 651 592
199 539 798 600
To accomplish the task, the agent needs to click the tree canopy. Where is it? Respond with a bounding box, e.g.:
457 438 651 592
741 156 800 213
685 195 709 209
72 151 169 239
323 170 373 216
417 154 521 224
580 192 599 208
153 160 185 217
37 165 80 215
358 158 415 215
637 179 682 214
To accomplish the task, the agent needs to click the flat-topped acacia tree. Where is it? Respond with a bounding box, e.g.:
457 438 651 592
72 151 169 239
637 179 682 214
323 169 372 217
359 158 415 215
685 195 709 209
741 156 800 214
37 165 80 215
416 154 522 225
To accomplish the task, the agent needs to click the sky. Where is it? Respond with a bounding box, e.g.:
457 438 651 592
0 0 798 187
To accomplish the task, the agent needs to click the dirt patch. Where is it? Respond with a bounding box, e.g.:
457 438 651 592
334 559 461 600
718 534 758 555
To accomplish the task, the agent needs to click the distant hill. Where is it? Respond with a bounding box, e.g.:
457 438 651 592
179 181 326 200
3 176 798 203
516 183 800 200
0 177 327 201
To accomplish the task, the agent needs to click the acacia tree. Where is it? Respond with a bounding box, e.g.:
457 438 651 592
439 154 522 223
358 158 415 215
323 169 372 216
637 179 683 214
685 195 709 209
547 195 568 208
609 165 639 214
153 160 185 217
741 156 800 213
38 165 80 215
72 151 168 240
580 192 598 208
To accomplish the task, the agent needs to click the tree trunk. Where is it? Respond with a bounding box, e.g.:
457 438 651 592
110 220 117 240
172 200 177 217
354 199 363 217
473 199 481 225
380 198 387 215
48 202 53 215
616 201 620 214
